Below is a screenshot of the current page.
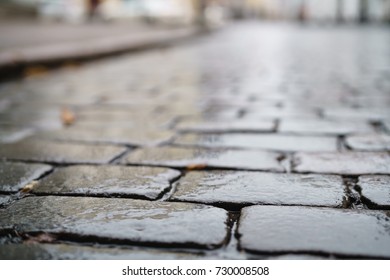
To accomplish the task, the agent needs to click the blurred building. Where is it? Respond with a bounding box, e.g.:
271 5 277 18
228 0 390 22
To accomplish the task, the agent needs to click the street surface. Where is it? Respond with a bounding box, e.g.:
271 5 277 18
0 22 390 259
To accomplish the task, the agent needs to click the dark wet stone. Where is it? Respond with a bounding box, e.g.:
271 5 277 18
279 120 373 135
238 205 390 258
171 171 344 207
0 196 228 248
346 134 390 151
39 127 173 146
34 165 181 199
0 162 52 192
175 120 275 133
175 134 338 152
293 152 390 175
358 176 390 208
0 139 127 164
0 244 202 260
124 147 284 171
0 126 34 143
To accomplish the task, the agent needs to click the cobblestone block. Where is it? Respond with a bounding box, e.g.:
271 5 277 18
238 205 390 258
0 162 52 192
0 139 127 164
279 119 373 135
124 147 284 171
39 127 174 146
175 134 338 152
171 171 345 207
293 152 390 175
175 120 275 133
0 244 201 260
358 176 390 208
345 134 390 151
0 196 228 248
33 165 180 199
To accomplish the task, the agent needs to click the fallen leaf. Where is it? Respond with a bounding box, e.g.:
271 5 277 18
24 65 48 78
186 163 207 170
21 180 38 193
24 233 57 244
61 107 76 126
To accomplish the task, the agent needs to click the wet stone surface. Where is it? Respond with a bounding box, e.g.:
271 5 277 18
293 152 390 175
0 196 228 248
279 119 373 136
0 162 52 192
238 205 390 258
33 165 181 200
0 244 203 260
123 146 284 172
358 176 390 208
174 134 338 152
0 139 127 164
345 134 390 151
171 171 345 207
39 127 174 146
175 120 275 133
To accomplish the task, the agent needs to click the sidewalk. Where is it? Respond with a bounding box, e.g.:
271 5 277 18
0 20 199 79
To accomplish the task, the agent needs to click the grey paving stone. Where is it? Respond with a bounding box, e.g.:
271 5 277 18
171 171 344 207
39 127 174 146
0 162 52 192
0 139 127 164
33 165 180 199
244 107 319 118
324 108 390 121
175 120 275 133
0 244 202 260
345 134 390 151
358 176 390 208
0 195 12 207
293 152 390 175
0 196 228 248
238 205 390 258
383 120 390 132
175 134 338 152
279 120 373 135
0 126 34 143
124 147 284 172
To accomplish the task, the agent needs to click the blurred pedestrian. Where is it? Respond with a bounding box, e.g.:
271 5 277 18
88 0 101 20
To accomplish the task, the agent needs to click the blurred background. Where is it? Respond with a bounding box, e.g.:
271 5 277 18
1 0 390 25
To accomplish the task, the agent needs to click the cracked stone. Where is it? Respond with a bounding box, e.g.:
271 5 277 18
171 171 344 207
175 134 338 152
358 176 390 208
0 162 52 192
345 134 390 151
293 152 390 175
238 205 390 258
123 147 284 171
33 165 181 200
0 244 202 260
0 196 228 248
0 139 127 164
279 119 373 135
39 127 173 146
175 120 275 133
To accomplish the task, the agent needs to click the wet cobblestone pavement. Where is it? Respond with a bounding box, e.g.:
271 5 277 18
0 22 390 259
